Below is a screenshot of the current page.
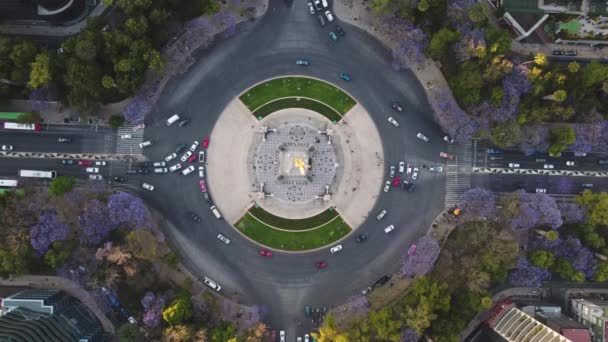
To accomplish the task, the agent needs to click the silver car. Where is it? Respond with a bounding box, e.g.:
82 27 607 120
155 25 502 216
416 133 428 142
387 117 399 127
180 150 193 162
389 165 395 178
217 234 230 244
412 168 419 180
383 180 391 192
165 153 177 162
376 209 387 220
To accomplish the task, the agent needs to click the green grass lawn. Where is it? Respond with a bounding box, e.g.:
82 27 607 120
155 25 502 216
249 205 338 231
240 77 356 114
253 97 342 122
235 213 351 251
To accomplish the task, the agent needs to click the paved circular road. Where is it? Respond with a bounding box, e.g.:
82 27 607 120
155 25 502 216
140 0 448 335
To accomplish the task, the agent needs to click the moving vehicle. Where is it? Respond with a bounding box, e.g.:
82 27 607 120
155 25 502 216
376 209 387 220
210 205 222 219
178 119 190 127
383 180 390 192
58 137 72 143
154 168 168 173
3 122 41 131
443 136 454 143
339 73 351 81
508 163 520 168
356 233 368 243
60 159 73 165
78 160 91 166
113 176 127 182
330 244 343 253
139 140 152 148
416 133 428 142
399 161 405 173
535 188 546 193
203 276 222 291
120 134 131 139
153 162 166 167
391 102 403 112
387 116 399 127
217 233 230 244
566 161 578 166
0 179 18 187
89 174 103 180
486 148 502 154
86 167 99 173
317 14 326 26
389 165 395 178
335 25 345 36
95 161 107 166
280 331 286 342
315 261 328 269
384 224 395 233
181 165 195 175
1 145 13 151
142 183 155 191
166 114 180 126
305 305 311 317
412 168 419 180
165 153 177 162
325 10 334 21
544 164 554 169
598 160 608 165
439 152 454 160
187 212 201 222
259 249 273 257
429 166 443 172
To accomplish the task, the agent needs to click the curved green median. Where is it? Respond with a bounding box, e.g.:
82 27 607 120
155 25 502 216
240 77 356 115
235 213 351 251
249 205 338 231
253 97 342 122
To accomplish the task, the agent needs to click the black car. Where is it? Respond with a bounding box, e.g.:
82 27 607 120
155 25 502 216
598 160 608 165
335 25 345 36
139 162 153 167
113 176 127 182
391 102 403 112
356 233 368 243
136 168 149 175
373 274 391 288
58 137 72 143
178 119 190 127
187 212 201 222
552 50 565 56
402 180 415 192
175 144 188 154
126 169 138 175
61 159 75 165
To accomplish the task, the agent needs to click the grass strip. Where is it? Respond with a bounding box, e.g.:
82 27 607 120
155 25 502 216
253 97 342 122
249 205 338 231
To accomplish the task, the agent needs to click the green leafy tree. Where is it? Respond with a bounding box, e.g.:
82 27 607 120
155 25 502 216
49 176 76 196
548 126 575 157
577 191 608 226
28 52 52 89
15 112 41 124
125 16 149 38
486 27 511 55
490 119 522 148
210 322 235 342
63 58 102 111
44 240 77 269
550 89 567 103
162 293 193 326
368 307 402 341
450 61 483 106
490 87 504 107
75 39 98 61
311 315 348 342
468 3 489 25
581 60 608 89
593 262 608 282
117 323 143 342
102 0 114 6
404 300 436 335
567 61 580 73
163 324 194 342
427 28 460 60
417 0 430 12
201 0 221 15
529 250 555 269
0 244 36 278
117 0 152 15
546 230 559 241
148 49 164 71
371 0 391 13
101 75 117 89
108 114 125 128
552 258 584 282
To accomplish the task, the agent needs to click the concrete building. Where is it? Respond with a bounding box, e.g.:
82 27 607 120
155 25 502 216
571 298 608 342
0 288 105 342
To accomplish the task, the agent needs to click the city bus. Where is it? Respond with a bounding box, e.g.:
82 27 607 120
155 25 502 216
0 112 24 121
3 122 42 131
0 179 18 187
19 170 56 179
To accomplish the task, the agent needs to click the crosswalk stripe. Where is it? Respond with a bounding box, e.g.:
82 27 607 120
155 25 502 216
445 140 473 207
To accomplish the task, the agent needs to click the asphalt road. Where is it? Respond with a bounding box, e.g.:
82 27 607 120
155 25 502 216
0 124 116 154
139 0 447 336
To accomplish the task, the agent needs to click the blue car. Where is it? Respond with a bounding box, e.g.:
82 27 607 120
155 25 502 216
486 148 502 154
296 59 310 66
339 73 351 81
329 31 337 41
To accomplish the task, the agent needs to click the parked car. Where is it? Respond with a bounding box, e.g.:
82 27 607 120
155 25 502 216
78 160 91 166
187 212 201 222
376 209 387 220
389 165 395 178
317 14 326 26
203 276 222 291
406 163 412 175
393 175 401 187
142 183 155 191
416 133 428 142
384 225 395 233
86 167 99 173
508 163 520 168
598 160 608 165
182 165 195 175
165 153 177 162
429 166 443 172
190 140 199 152
403 180 416 192
199 180 207 193
199 166 205 177
325 10 334 21
202 137 210 148
383 180 390 192
181 151 193 162
187 154 197 163
169 163 182 172
391 102 403 112
439 152 454 160
307 2 315 14
199 151 205 163
387 116 399 127
175 144 187 154
443 135 454 143
313 0 322 10
217 234 230 244
330 245 343 253
154 168 168 173
373 274 391 287
61 159 74 165
178 119 190 127
1 145 13 151
412 168 419 180
398 161 405 173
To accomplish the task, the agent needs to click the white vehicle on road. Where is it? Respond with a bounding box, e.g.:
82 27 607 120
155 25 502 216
203 276 222 291
383 180 390 192
330 244 343 253
384 224 395 233
1 145 13 151
389 165 395 178
154 168 168 173
182 165 195 175
181 151 193 162
86 167 99 173
120 134 132 139
429 166 443 172
412 168 419 180
95 161 107 166
190 140 199 152
139 140 152 148
142 183 155 191
307 2 315 13
217 234 230 244
406 163 412 175
89 174 103 180
398 161 405 173
169 163 182 172
153 161 166 167
165 153 177 162
566 161 578 166
544 164 554 169
387 117 399 127
199 166 205 178
536 188 546 193
376 209 387 220
416 133 429 142
508 163 520 168
325 10 334 21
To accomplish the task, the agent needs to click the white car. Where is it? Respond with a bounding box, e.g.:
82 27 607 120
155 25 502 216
182 165 195 175
389 165 395 178
443 135 454 143
325 10 334 21
154 168 168 173
120 134 132 139
199 151 205 163
142 183 154 191
544 164 554 169
412 168 419 180
89 174 103 180
566 161 578 167
406 163 412 175
376 209 387 220
430 166 443 172
217 234 230 244
383 180 390 192
169 163 182 172
384 224 395 233
508 163 520 168
165 153 177 162
139 140 152 148
387 116 399 127
398 161 405 173
536 188 546 193
321 0 328 7
330 244 343 253
203 276 222 291
180 150 193 162
95 161 107 166
416 133 429 142
305 334 310 342
1 145 13 151
86 167 99 173
307 2 315 13
280 331 286 342
199 166 205 178
190 140 199 152
153 161 166 167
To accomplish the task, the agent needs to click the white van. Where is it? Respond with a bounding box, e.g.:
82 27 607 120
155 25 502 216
166 114 180 126
139 140 152 148
210 205 222 219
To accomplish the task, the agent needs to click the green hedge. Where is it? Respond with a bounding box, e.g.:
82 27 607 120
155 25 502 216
249 205 338 231
253 97 342 122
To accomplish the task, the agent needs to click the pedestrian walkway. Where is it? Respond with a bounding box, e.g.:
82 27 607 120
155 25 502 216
115 124 144 156
445 140 473 207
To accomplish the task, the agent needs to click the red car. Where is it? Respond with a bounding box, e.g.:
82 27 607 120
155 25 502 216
315 261 327 269
187 154 197 163
202 137 210 148
78 160 91 166
259 249 273 257
199 180 207 193
393 175 401 187
271 331 277 342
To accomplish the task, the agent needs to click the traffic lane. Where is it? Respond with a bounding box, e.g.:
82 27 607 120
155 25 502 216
470 173 605 194
0 129 114 154
0 157 130 180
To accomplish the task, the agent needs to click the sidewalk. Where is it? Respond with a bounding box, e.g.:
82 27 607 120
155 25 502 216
0 4 106 37
0 275 115 333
